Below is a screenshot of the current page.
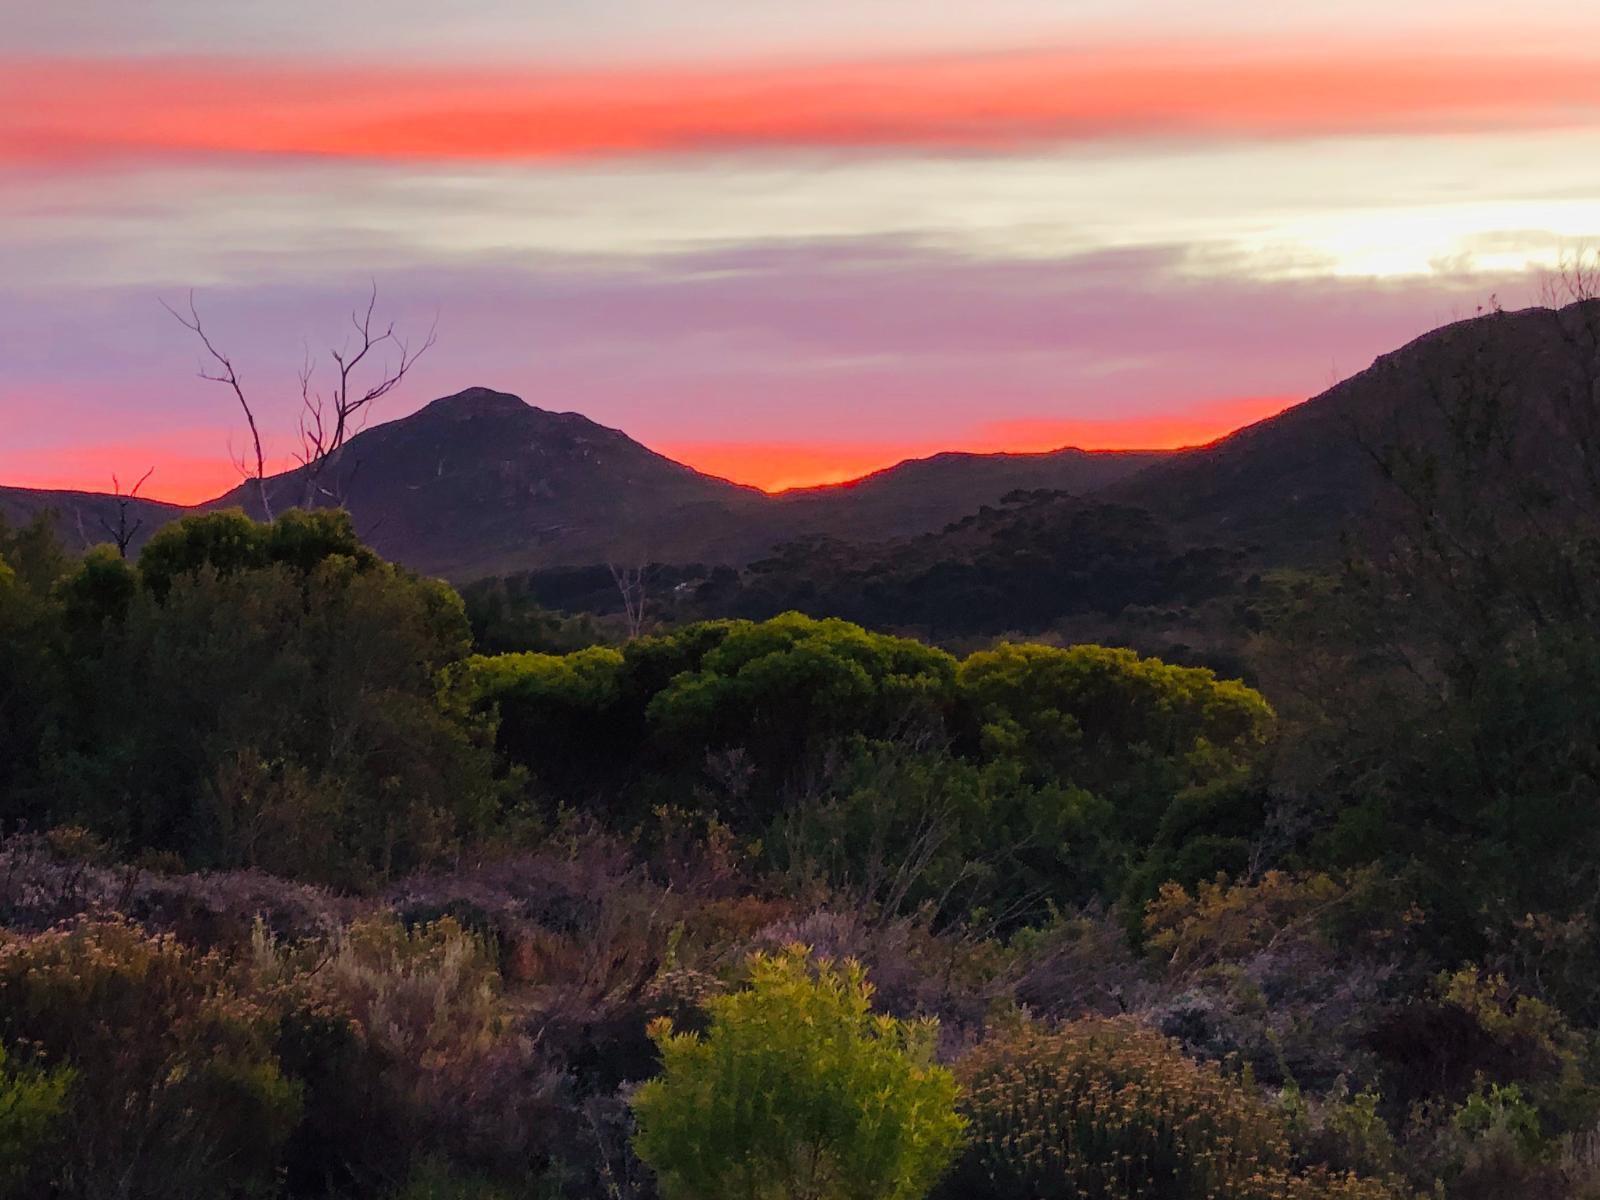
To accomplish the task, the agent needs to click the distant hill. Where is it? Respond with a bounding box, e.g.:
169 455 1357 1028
205 387 775 578
1 388 1167 578
772 446 1169 542
0 486 183 557
723 489 1237 637
1112 301 1600 559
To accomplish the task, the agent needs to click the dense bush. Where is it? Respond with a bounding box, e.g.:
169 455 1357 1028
945 1018 1400 1200
4 510 503 886
0 918 302 1199
955 641 1274 846
772 737 1109 924
464 616 1275 909
632 945 964 1200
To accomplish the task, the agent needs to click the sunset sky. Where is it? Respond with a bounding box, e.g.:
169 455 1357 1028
5 3 1600 499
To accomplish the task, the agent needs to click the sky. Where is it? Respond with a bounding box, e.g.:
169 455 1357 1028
4 3 1600 499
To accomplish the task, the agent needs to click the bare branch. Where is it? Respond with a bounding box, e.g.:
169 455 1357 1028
163 292 274 520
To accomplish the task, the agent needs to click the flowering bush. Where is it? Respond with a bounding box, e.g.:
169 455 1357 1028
946 1017 1403 1200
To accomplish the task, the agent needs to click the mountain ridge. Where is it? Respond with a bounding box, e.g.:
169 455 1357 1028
2 388 1165 576
10 300 1595 577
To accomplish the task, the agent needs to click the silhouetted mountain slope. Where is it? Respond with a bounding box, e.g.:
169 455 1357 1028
206 387 772 577
1112 301 1600 559
773 447 1169 541
728 489 1237 636
3 388 1166 578
0 486 183 557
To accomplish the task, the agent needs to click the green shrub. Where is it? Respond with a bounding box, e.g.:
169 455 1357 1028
0 1042 72 1197
947 1018 1403 1200
632 945 964 1200
1455 1082 1543 1157
0 918 301 1199
955 641 1274 848
45 512 502 885
772 737 1109 924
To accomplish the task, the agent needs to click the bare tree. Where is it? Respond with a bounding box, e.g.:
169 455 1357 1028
292 284 436 509
607 560 651 640
97 467 155 558
166 283 435 517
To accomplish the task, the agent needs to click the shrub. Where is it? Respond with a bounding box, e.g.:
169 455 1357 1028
947 1017 1404 1200
632 945 964 1200
1143 871 1353 975
1455 1081 1543 1156
251 912 538 1193
0 1042 72 1197
0 918 301 1199
256 914 502 1093
772 737 1109 925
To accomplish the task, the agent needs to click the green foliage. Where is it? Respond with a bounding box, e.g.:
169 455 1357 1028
644 613 956 796
466 616 1273 911
956 642 1274 841
458 571 616 654
947 1018 1402 1200
712 491 1237 637
632 945 964 1200
0 1043 72 1198
774 737 1109 924
0 512 71 594
1455 1082 1543 1158
0 918 302 1199
0 535 66 823
455 645 629 801
28 511 502 885
137 506 376 598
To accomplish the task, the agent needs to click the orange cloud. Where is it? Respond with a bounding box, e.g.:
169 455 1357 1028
658 395 1292 492
5 44 1599 167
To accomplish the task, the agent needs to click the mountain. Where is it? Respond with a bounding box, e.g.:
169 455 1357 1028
206 387 775 578
1111 300 1600 560
12 301 1592 578
722 488 1236 637
772 446 1169 542
0 486 184 558
2 387 1166 579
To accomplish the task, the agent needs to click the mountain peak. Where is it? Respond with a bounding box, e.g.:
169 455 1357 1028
419 387 531 418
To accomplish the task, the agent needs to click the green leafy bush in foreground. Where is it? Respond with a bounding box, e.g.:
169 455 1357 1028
631 945 964 1200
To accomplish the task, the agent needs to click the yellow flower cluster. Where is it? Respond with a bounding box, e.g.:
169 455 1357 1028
955 1017 1403 1200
